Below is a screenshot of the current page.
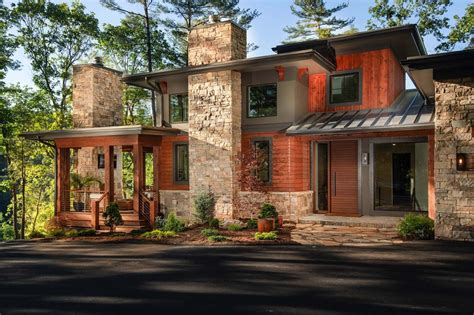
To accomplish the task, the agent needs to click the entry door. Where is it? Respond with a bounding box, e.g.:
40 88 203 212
330 140 359 215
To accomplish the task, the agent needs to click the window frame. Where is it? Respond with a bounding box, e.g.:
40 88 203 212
173 142 189 185
327 69 362 106
246 83 278 119
97 154 117 169
252 138 272 184
169 93 189 123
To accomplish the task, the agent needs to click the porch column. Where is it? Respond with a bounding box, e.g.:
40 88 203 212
104 146 114 203
132 144 144 214
56 148 70 214
152 146 160 222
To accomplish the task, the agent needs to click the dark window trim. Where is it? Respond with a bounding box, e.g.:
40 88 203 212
97 154 117 169
327 69 362 106
173 142 189 185
252 138 273 184
169 93 189 123
246 83 278 119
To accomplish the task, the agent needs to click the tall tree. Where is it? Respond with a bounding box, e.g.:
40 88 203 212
160 0 260 65
437 3 474 51
11 0 99 129
367 0 452 49
284 0 354 41
0 0 18 87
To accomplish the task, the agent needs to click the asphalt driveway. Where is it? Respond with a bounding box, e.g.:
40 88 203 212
0 240 473 314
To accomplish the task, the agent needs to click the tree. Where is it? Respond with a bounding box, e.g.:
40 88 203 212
284 0 354 41
367 0 452 48
0 0 18 87
437 3 474 51
11 0 99 129
160 0 260 65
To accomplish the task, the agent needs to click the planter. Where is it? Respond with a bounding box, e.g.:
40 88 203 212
73 201 85 212
257 218 274 233
278 215 283 227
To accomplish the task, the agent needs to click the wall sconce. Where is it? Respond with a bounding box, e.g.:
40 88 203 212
362 152 369 165
456 153 467 171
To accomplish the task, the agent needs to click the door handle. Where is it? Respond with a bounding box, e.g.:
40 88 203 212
333 172 337 196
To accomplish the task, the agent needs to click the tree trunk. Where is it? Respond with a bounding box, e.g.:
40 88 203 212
143 0 157 126
12 186 18 240
32 189 43 234
21 141 26 239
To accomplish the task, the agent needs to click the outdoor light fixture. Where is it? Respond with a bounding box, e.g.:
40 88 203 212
456 153 467 171
362 152 369 165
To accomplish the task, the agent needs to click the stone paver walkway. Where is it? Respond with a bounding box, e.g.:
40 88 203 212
291 223 403 246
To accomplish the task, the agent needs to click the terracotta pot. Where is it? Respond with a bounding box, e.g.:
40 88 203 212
258 218 274 233
278 215 283 227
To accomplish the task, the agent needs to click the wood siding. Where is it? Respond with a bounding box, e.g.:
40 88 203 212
159 135 189 190
308 48 405 112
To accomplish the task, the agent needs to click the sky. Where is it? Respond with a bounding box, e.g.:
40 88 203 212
4 0 471 87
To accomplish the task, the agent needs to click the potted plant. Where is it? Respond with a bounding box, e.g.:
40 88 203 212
70 173 102 212
257 203 278 233
102 202 123 233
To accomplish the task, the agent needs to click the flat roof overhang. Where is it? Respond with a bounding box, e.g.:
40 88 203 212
401 49 474 104
21 125 182 142
122 49 336 90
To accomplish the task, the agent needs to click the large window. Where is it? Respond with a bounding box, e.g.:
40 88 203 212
329 71 360 104
174 143 189 183
247 84 277 118
170 94 188 123
253 140 271 183
373 141 428 212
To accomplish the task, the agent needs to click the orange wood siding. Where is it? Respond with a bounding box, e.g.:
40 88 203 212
308 48 405 112
159 134 189 190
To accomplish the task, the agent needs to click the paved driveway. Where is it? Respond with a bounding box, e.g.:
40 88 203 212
0 240 473 314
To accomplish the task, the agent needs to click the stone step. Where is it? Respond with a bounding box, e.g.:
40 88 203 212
98 225 150 233
298 214 400 229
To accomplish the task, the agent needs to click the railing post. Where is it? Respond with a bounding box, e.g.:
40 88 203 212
149 200 156 229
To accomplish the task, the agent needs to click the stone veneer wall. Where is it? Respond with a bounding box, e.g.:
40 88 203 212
188 21 246 67
72 64 124 197
159 190 190 220
434 77 474 241
188 70 242 218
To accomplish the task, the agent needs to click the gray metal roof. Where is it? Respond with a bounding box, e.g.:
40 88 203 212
286 90 434 135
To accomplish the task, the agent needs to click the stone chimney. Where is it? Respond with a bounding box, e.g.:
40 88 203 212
188 20 246 219
187 19 247 66
72 63 123 128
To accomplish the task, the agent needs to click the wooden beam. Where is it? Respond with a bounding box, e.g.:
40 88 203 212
56 148 70 214
152 146 160 221
275 66 285 81
132 144 144 214
104 146 114 203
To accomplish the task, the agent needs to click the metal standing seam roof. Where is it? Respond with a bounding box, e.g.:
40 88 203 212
286 90 434 135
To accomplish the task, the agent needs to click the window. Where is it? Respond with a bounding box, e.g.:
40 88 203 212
329 71 360 104
97 154 117 169
253 140 271 183
170 94 188 123
247 84 277 118
373 141 428 212
174 143 189 183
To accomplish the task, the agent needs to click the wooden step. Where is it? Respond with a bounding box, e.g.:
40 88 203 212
98 225 150 233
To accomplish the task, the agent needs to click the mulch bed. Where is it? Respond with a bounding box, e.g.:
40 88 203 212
43 224 298 245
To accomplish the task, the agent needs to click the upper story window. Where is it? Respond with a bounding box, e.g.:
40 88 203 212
170 94 188 123
329 71 361 105
247 84 277 118
174 143 189 184
253 140 271 183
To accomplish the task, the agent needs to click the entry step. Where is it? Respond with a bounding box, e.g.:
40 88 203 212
299 214 401 229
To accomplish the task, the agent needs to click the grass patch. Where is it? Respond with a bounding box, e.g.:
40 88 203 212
201 228 219 237
47 229 65 238
207 235 228 242
254 231 278 240
141 230 177 239
28 231 45 239
227 224 244 231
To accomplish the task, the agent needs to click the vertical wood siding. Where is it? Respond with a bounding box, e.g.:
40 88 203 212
159 135 189 190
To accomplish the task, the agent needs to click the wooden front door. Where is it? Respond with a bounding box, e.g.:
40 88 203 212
329 140 359 216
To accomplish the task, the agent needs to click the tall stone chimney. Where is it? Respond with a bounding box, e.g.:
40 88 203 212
72 62 124 197
188 21 246 218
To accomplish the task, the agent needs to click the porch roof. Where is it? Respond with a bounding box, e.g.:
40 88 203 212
21 125 181 141
286 90 434 135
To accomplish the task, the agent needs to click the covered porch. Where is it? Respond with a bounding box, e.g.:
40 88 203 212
23 125 180 231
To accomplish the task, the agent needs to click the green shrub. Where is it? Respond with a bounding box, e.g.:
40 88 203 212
194 190 216 224
209 218 220 229
77 229 96 237
255 231 278 240
163 212 185 233
246 218 257 229
258 203 278 220
28 231 45 239
141 229 177 239
102 202 123 232
201 228 219 237
207 235 228 242
154 216 166 230
130 229 149 236
0 222 14 241
398 214 434 240
227 224 244 231
47 229 65 238
65 229 79 237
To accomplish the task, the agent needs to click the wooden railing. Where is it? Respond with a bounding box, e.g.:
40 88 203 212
91 192 109 230
62 190 105 212
139 190 157 229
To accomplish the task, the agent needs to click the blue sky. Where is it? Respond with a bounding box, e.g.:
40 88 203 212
4 0 471 87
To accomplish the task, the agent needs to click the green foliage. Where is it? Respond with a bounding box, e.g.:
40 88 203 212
102 202 123 232
208 218 220 229
284 0 354 41
0 221 14 240
141 229 177 239
65 229 79 237
154 215 166 230
47 229 65 238
438 4 474 51
246 218 257 229
258 203 278 220
398 214 434 240
201 228 219 237
28 230 45 239
163 212 185 233
207 234 228 242
227 223 244 231
130 229 149 236
70 173 102 190
254 231 278 240
77 229 97 237
194 190 216 224
0 2 19 85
